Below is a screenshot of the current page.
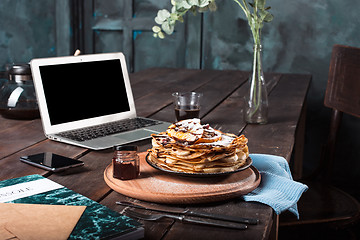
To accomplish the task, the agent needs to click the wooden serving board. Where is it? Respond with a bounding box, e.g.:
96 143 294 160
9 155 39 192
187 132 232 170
104 152 261 204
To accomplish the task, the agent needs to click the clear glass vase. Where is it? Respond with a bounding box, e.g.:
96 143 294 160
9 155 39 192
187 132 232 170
244 44 268 124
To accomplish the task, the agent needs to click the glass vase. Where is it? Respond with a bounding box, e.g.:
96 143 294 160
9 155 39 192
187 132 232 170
244 44 268 124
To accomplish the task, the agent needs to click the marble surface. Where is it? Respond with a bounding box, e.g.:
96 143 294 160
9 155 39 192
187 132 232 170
0 174 143 239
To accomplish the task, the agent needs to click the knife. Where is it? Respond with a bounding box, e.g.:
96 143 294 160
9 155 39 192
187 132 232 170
116 201 259 225
124 209 247 230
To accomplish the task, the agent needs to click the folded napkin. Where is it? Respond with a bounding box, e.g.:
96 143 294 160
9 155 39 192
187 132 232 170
242 154 308 218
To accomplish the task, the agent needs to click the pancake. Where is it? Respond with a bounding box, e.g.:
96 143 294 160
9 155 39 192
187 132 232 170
166 118 203 143
147 118 250 174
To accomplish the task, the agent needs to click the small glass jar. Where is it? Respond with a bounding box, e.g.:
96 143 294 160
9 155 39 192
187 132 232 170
112 145 140 180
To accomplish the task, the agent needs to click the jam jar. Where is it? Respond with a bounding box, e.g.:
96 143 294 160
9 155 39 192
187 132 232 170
0 64 39 119
112 145 140 180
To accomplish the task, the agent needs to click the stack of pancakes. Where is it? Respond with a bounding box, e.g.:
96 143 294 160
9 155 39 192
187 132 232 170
147 119 249 174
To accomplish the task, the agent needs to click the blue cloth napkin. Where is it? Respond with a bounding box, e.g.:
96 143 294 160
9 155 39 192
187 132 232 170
242 154 308 218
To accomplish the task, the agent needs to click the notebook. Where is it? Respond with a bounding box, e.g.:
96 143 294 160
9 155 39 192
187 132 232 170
30 52 170 150
0 174 144 240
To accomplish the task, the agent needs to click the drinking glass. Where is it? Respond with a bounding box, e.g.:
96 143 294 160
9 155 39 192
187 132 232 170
172 92 202 121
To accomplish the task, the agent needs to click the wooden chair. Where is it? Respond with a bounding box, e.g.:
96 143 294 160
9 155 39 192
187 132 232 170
280 45 360 229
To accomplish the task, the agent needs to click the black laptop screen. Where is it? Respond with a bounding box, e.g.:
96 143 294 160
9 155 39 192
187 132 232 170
39 59 130 125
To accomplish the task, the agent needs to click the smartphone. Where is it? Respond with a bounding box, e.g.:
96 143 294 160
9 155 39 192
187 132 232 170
20 152 84 172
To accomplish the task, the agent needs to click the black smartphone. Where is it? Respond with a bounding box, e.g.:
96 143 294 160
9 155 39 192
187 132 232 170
20 153 84 172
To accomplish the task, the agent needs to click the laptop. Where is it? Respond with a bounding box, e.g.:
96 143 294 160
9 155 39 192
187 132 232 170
30 52 171 150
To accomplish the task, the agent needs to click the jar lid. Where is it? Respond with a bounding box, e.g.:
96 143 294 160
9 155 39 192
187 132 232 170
113 145 138 151
9 64 32 82
9 64 31 75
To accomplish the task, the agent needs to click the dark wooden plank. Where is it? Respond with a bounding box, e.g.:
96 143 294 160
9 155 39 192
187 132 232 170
202 73 282 134
0 139 87 181
151 70 249 122
0 115 35 131
134 69 225 118
292 102 307 180
0 119 46 159
100 187 273 240
163 201 273 240
131 68 198 101
243 74 311 161
100 196 175 240
100 194 273 240
130 68 177 86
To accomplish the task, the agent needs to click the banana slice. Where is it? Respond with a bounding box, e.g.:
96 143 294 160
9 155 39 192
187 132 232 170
166 118 204 143
195 125 222 143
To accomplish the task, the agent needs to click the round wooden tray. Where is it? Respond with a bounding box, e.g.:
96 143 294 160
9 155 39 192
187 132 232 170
104 152 261 204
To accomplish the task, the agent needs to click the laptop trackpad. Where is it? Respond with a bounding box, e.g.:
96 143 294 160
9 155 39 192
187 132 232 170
113 129 153 141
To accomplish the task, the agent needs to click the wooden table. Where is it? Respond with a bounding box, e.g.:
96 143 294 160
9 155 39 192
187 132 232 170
0 68 310 240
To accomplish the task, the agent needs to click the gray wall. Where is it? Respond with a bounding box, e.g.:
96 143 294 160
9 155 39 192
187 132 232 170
202 1 360 200
0 0 70 68
0 1 359 199
0 0 55 67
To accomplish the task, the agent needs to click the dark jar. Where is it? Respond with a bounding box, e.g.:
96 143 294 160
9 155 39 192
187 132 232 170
112 145 140 180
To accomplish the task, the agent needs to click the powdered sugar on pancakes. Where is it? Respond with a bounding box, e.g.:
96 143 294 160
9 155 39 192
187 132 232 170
148 119 250 174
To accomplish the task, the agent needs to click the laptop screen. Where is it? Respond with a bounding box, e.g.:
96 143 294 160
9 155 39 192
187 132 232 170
39 59 130 125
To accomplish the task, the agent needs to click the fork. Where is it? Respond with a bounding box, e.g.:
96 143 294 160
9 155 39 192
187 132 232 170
124 209 247 230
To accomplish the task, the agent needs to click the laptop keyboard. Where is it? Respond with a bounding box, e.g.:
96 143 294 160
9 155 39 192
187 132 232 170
56 118 163 142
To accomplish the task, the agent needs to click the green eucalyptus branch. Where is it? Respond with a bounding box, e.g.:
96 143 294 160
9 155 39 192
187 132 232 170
152 0 273 46
152 0 217 39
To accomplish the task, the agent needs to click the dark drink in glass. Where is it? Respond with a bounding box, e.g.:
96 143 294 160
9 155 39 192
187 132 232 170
175 105 200 121
172 92 202 122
